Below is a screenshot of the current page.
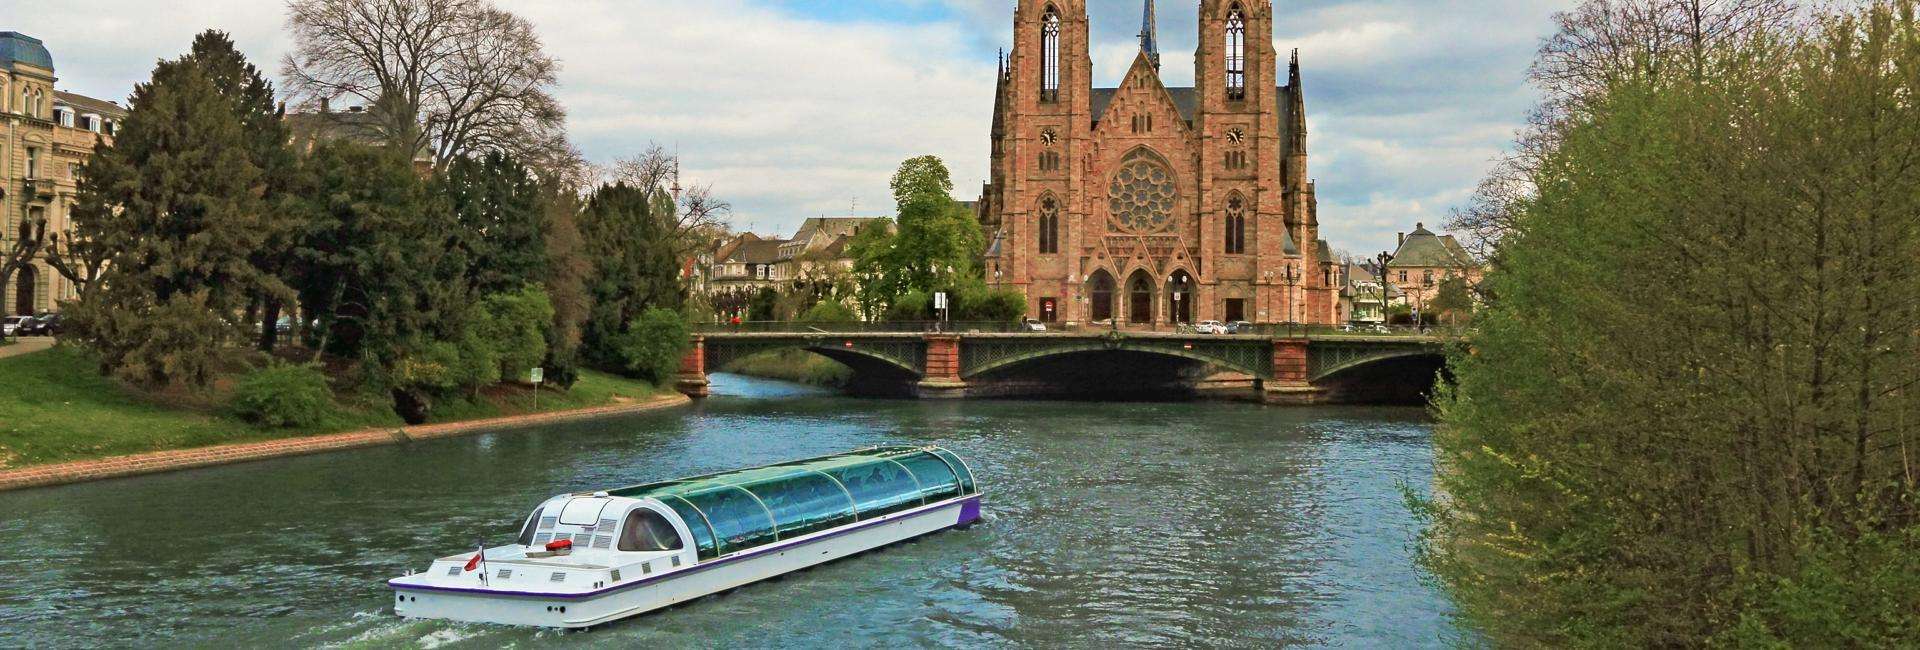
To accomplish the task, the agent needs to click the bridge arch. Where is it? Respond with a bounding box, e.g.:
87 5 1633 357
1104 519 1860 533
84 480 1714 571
704 336 927 381
1308 345 1449 405
961 335 1272 381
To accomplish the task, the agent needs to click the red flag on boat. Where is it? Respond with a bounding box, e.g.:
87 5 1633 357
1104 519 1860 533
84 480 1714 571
464 545 484 572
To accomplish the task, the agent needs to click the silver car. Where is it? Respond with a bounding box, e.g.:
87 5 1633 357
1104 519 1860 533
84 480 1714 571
1 315 29 337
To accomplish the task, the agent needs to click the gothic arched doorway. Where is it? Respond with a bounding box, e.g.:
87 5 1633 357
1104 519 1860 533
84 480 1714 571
1167 270 1193 324
13 265 36 315
1087 270 1115 322
1127 270 1155 325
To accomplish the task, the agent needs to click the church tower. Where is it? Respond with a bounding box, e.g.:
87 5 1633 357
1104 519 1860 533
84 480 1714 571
980 0 1334 327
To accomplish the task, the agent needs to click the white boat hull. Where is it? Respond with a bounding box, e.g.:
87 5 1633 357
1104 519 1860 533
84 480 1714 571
392 494 981 629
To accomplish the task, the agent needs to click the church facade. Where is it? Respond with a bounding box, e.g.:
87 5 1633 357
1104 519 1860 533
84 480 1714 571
978 0 1337 326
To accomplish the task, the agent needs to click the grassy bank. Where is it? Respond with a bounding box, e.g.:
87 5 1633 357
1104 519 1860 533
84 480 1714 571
720 349 852 387
0 346 667 469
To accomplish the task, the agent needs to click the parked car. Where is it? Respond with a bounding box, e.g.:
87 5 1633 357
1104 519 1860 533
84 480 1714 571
1 315 32 337
1022 318 1048 332
1225 321 1254 335
30 313 65 336
1195 320 1227 335
19 314 54 336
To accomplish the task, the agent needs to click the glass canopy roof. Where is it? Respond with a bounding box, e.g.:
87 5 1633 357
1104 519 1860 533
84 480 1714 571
609 446 978 560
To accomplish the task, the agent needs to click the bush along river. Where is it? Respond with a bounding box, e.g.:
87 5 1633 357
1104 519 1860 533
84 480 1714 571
0 373 1457 648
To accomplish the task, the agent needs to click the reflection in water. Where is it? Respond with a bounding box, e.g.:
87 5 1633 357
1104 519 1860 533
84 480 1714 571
0 373 1453 647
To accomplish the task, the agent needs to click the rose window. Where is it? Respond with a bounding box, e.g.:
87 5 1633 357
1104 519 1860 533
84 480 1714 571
1107 153 1177 233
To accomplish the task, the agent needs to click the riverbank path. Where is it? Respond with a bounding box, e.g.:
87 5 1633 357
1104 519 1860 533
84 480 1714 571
0 338 53 360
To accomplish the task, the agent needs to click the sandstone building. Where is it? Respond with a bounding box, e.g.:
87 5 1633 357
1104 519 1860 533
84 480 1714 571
1 32 126 316
978 0 1336 326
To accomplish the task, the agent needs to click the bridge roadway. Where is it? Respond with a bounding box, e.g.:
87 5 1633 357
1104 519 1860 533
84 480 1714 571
677 325 1453 404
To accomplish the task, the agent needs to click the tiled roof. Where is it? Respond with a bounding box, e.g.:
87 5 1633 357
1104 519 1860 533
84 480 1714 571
54 91 126 118
723 239 788 265
1389 223 1475 268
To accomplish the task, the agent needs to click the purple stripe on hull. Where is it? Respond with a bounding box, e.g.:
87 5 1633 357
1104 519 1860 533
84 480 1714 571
956 498 981 526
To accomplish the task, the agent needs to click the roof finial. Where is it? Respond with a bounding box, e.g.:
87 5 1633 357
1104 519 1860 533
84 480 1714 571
1139 0 1160 70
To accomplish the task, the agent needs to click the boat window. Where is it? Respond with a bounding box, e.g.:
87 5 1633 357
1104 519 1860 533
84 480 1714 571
617 508 685 552
658 495 721 560
681 485 778 553
927 448 977 494
559 498 610 526
517 507 544 546
754 470 857 538
889 452 964 503
821 459 925 519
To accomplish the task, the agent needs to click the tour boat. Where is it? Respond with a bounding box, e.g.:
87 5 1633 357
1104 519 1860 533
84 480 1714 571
389 445 982 628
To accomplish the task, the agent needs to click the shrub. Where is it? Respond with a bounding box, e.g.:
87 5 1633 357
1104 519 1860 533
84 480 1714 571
229 364 333 428
884 290 932 321
800 300 857 323
471 287 555 382
618 307 691 384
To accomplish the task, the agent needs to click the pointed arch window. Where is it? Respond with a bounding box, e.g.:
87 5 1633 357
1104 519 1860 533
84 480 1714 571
1038 196 1060 254
1041 8 1062 103
1226 6 1247 101
1225 194 1249 255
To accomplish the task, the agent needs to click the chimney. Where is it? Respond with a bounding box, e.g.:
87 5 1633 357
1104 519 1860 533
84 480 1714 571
1397 232 1405 247
319 97 330 113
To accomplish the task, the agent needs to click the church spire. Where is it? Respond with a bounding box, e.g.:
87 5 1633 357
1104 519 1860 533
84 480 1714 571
1139 0 1160 70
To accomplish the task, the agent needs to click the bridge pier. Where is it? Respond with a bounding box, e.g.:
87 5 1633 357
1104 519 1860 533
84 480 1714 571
915 334 969 399
1264 338 1325 405
676 336 711 398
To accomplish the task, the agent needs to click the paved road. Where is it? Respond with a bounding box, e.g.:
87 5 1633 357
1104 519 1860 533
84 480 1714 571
0 337 54 360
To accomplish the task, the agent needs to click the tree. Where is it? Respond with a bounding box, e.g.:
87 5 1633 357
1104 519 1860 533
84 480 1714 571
540 185 591 387
604 143 734 260
577 183 683 370
849 156 984 315
1448 0 1806 257
1427 275 1474 325
67 36 294 385
294 140 468 370
443 152 549 294
281 0 568 170
1418 2 1920 645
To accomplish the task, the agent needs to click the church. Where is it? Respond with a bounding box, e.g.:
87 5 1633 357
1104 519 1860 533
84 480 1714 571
977 0 1338 326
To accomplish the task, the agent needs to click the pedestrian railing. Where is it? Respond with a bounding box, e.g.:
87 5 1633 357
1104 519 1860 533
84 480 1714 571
694 320 1468 338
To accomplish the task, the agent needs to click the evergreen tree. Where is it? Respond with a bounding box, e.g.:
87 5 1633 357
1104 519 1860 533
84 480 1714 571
68 40 283 386
442 152 550 295
578 183 683 371
294 140 469 379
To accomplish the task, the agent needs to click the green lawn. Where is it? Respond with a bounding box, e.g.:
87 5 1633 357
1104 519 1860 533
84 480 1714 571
0 346 668 469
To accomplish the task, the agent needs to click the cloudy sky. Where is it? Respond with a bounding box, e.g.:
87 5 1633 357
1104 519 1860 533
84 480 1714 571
13 0 1577 255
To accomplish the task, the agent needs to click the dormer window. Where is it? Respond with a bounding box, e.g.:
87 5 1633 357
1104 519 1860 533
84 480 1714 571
56 107 74 128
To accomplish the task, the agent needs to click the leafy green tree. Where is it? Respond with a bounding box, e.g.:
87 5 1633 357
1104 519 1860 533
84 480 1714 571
618 307 691 385
1417 3 1920 645
443 152 550 295
850 156 984 315
1427 276 1473 325
469 287 556 384
578 183 683 370
68 35 294 385
799 301 856 323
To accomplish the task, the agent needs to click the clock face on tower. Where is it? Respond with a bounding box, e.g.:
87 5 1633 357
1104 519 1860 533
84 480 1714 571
1040 128 1058 146
1108 151 1178 233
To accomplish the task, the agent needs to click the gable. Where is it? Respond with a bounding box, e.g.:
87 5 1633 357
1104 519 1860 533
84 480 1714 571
1092 52 1192 134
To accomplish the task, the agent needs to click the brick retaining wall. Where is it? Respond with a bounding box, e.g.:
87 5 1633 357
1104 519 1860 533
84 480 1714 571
0 394 691 493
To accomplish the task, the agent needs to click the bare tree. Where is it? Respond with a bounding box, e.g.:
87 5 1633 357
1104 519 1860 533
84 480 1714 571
1448 0 1805 255
41 230 111 303
604 143 735 259
280 0 568 169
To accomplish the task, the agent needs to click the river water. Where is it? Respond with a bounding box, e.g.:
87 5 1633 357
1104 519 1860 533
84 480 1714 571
0 374 1456 648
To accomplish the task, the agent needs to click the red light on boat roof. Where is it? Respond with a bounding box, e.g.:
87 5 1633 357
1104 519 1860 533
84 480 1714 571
844 341 854 348
545 539 573 552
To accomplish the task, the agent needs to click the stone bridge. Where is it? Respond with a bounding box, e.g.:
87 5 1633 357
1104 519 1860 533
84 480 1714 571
677 328 1453 404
